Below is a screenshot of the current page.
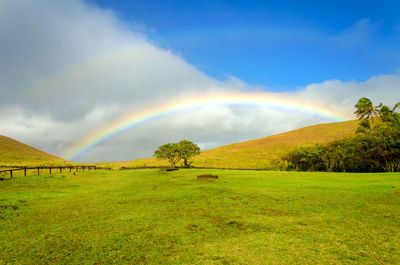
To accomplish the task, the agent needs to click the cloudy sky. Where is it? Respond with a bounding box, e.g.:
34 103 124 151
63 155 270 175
1 0 399 162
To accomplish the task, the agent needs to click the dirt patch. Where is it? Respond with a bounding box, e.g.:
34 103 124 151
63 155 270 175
0 205 18 210
187 224 200 231
226 221 244 230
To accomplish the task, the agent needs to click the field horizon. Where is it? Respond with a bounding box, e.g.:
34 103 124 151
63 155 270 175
1 120 358 169
98 120 359 170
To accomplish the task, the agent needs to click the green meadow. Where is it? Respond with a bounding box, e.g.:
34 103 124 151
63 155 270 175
1 169 399 264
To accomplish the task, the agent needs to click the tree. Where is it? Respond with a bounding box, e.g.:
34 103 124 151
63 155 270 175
153 140 201 168
356 118 371 133
178 140 200 167
393 102 400 113
354 97 381 128
153 143 181 168
282 97 400 172
282 145 326 172
378 105 393 122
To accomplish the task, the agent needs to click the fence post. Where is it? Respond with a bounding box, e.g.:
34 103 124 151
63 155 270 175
24 168 27 177
37 168 40 175
60 167 62 173
49 168 52 174
10 170 13 178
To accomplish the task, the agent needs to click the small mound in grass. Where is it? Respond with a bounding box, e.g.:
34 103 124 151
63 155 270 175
197 174 218 179
159 168 179 172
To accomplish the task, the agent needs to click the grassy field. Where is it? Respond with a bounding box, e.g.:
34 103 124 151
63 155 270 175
115 120 359 170
1 169 399 264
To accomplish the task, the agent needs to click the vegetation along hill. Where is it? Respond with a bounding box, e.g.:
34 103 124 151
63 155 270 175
119 120 359 170
0 135 67 166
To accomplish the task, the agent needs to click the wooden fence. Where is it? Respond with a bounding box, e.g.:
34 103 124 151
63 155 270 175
0 166 111 179
0 165 274 180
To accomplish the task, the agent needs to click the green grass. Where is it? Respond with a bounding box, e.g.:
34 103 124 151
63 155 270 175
1 169 399 264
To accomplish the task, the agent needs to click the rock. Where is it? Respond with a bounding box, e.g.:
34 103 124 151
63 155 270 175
197 174 218 179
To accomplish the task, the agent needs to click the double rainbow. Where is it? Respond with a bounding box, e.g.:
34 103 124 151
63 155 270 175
62 91 352 161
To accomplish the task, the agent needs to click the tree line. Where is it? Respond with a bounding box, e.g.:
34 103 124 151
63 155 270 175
282 98 400 172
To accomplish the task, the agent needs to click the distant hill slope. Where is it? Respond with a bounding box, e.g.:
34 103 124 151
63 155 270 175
0 135 66 166
120 120 359 169
193 120 359 169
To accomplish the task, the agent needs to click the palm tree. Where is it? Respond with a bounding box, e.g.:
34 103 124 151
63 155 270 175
354 97 382 128
393 102 400 113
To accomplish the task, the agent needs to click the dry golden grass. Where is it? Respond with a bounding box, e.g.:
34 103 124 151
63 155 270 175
1 120 359 169
0 135 69 167
121 120 359 170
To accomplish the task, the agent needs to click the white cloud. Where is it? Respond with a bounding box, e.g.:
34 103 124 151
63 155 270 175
328 19 379 49
298 72 400 111
1 0 399 162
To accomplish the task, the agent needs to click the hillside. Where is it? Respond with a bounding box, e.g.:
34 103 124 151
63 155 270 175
120 120 359 169
0 135 67 166
194 120 359 169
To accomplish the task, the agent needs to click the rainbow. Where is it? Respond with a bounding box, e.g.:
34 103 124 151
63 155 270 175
62 91 352 161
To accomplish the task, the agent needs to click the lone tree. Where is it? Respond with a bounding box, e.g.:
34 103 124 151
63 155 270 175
178 140 201 167
153 143 182 168
153 140 200 168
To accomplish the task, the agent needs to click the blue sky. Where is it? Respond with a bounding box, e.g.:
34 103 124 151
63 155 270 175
88 0 400 90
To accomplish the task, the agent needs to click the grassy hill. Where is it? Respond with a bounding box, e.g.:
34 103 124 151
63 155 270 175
119 120 359 169
0 135 67 166
194 120 359 169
